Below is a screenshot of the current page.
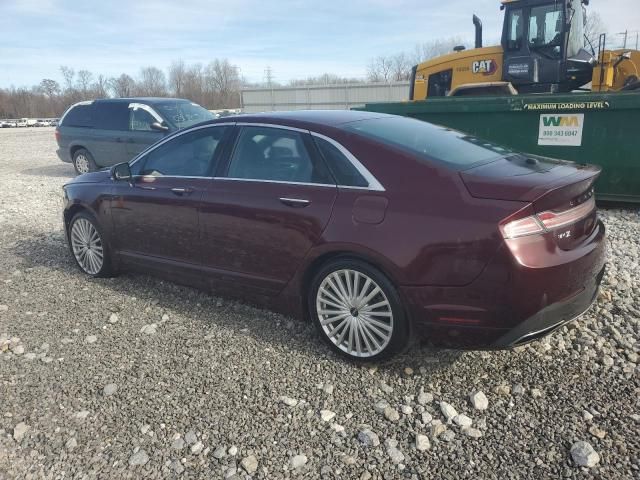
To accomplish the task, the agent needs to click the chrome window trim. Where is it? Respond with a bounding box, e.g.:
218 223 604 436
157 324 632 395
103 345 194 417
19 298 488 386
130 175 214 180
128 102 164 125
127 121 386 192
235 122 308 134
129 123 235 167
310 132 385 192
212 177 337 189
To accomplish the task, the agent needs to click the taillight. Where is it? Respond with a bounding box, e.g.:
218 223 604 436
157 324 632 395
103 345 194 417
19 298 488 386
500 197 596 239
54 129 60 142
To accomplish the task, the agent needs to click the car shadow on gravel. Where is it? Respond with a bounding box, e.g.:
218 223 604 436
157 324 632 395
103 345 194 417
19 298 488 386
10 230 463 375
20 164 74 178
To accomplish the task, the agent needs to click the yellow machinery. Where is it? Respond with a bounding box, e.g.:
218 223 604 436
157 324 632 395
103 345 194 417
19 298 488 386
410 0 640 99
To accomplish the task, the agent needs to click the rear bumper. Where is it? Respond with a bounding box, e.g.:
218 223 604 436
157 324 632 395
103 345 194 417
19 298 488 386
57 148 71 163
401 219 606 349
491 263 604 347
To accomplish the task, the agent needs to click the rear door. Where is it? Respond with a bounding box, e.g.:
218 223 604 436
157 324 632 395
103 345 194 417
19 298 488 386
125 103 166 159
199 124 338 293
111 125 230 265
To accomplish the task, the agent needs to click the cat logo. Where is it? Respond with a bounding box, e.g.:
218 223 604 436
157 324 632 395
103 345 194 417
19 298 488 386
471 59 498 75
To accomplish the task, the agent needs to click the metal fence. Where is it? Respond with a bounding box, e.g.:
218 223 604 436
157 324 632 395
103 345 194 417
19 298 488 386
241 82 411 113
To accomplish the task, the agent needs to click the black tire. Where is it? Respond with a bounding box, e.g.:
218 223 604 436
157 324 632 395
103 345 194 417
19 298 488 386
68 212 115 278
308 258 411 361
72 148 97 175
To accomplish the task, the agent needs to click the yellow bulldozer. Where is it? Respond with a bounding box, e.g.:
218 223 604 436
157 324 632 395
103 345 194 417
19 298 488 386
410 0 640 99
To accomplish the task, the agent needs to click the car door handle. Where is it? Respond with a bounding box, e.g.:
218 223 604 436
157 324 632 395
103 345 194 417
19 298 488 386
171 187 194 196
279 197 310 208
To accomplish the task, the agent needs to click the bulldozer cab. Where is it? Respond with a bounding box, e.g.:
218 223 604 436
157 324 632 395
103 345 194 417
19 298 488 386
501 0 592 92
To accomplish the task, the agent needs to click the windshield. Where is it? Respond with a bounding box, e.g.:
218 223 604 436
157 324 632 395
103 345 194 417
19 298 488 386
528 3 564 58
342 117 513 170
154 101 215 129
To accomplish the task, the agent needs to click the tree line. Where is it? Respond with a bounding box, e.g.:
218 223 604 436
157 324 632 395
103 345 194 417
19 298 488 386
0 59 243 119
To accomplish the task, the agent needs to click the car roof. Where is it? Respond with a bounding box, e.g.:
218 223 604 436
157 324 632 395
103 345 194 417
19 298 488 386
93 97 193 105
207 109 394 129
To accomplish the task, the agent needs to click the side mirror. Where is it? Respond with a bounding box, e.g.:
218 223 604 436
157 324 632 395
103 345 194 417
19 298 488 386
150 121 169 132
111 162 132 181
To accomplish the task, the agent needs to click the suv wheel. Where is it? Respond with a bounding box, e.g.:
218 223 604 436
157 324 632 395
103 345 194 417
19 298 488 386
309 259 410 361
72 149 97 174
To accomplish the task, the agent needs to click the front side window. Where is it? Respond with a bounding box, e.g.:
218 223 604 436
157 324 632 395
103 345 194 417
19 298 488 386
129 104 162 131
342 117 513 171
135 127 227 177
529 4 564 56
507 8 524 50
227 126 333 184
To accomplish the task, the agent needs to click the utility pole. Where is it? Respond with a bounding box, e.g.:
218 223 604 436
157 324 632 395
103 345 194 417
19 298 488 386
264 67 273 87
616 30 628 49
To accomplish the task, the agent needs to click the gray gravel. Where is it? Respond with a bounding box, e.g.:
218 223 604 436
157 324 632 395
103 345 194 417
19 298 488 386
0 128 639 479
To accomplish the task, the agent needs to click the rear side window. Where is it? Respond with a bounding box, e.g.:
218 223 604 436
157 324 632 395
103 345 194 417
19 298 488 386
227 126 334 184
343 117 512 170
62 104 95 128
313 136 368 187
93 103 129 131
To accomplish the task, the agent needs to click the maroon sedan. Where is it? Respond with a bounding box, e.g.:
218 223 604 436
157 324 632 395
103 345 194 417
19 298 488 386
62 111 606 360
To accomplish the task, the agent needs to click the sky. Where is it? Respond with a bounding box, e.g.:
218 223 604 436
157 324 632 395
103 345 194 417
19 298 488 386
0 0 638 88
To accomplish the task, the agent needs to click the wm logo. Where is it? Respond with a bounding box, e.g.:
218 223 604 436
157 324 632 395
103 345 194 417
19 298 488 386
543 116 580 127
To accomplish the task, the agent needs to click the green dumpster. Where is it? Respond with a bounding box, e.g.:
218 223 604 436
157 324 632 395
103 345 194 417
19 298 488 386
357 92 640 203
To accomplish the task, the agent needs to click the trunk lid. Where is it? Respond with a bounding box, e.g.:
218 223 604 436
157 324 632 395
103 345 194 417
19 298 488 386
461 154 600 249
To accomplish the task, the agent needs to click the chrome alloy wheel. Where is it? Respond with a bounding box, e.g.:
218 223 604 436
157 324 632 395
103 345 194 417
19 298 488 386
70 218 104 275
316 269 394 358
74 153 89 173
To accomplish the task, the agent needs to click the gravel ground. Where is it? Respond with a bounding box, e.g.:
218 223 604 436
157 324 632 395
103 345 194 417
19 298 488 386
0 128 638 480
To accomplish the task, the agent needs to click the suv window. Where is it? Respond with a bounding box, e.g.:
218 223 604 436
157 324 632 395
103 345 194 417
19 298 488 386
313 136 367 187
135 127 227 177
62 104 95 128
93 103 129 131
129 105 161 131
228 126 333 184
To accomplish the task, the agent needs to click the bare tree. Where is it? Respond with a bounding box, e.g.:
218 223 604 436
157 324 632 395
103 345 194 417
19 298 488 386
584 12 607 49
168 60 187 97
205 59 241 108
137 67 167 96
367 56 395 82
183 63 204 104
60 66 75 92
289 74 364 86
109 73 136 97
92 75 109 98
76 70 93 98
39 79 61 97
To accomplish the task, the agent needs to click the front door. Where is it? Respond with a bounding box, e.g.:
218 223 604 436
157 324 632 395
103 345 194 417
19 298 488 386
199 125 338 293
111 125 230 265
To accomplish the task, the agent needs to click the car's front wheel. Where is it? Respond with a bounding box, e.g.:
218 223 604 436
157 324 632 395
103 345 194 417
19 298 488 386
309 259 410 361
72 148 97 175
68 212 113 277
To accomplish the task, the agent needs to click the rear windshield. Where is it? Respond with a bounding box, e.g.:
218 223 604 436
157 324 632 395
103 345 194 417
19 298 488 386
153 101 215 129
342 116 513 170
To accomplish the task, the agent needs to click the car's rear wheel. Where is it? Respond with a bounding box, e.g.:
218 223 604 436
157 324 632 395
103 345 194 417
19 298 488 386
68 212 113 277
309 259 410 361
72 149 96 175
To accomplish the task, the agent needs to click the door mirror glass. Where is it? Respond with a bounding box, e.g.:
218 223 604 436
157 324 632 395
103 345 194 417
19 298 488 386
150 121 169 132
111 162 132 181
